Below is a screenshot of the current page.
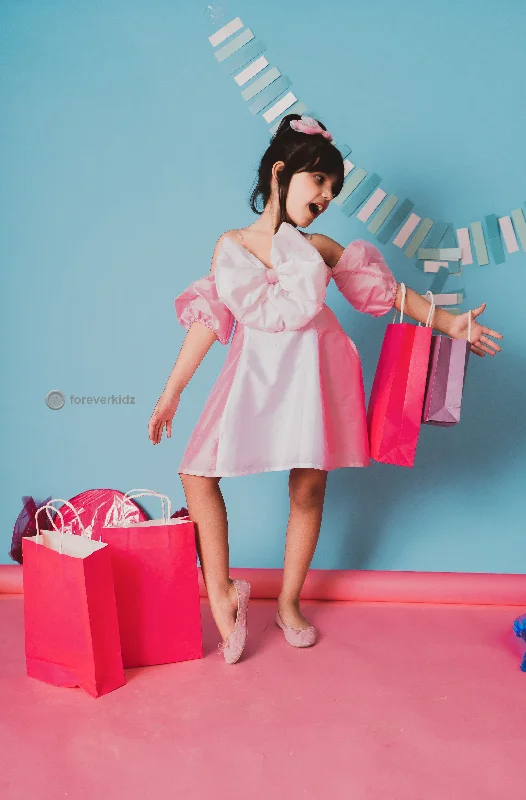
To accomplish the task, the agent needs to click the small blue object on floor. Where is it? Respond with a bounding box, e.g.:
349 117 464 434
512 614 526 672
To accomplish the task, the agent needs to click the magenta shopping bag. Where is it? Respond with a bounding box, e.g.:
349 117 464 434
422 311 471 426
367 284 433 468
91 490 203 668
23 501 125 698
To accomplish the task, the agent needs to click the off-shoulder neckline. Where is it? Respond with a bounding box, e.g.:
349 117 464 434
220 222 326 272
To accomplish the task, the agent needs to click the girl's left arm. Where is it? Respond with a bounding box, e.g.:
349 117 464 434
314 233 504 358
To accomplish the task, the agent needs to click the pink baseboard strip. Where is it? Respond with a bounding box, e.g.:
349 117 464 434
1 565 525 605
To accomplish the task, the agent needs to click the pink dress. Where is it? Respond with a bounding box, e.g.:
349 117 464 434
174 222 398 477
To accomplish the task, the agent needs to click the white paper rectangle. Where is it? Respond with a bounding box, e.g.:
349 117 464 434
262 91 297 123
343 160 355 177
456 227 473 265
234 55 269 86
356 188 386 222
393 213 421 248
209 17 244 47
498 215 520 253
423 260 449 272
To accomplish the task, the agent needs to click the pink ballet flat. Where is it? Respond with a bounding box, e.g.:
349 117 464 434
275 610 317 647
217 579 251 664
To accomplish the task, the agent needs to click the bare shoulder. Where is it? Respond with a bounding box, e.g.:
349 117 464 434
209 230 239 275
307 233 344 270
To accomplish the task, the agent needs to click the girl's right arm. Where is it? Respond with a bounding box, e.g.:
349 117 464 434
148 234 234 444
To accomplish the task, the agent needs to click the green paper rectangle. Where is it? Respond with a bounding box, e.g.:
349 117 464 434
405 217 434 259
510 209 526 250
241 66 280 101
249 76 291 115
367 195 398 234
222 39 266 76
215 28 254 62
418 248 462 261
341 174 381 217
470 221 489 266
333 168 367 205
377 199 414 244
268 101 307 135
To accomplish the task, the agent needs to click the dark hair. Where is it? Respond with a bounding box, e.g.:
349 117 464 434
248 114 345 233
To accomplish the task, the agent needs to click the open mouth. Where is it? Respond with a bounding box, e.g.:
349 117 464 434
308 202 324 217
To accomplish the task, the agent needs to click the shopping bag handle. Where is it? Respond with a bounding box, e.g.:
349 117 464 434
119 489 172 524
35 504 67 553
40 498 89 535
466 311 472 344
392 282 407 324
416 294 472 343
417 291 436 329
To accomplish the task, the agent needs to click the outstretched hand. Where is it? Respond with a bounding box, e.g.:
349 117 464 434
448 303 503 357
148 390 180 444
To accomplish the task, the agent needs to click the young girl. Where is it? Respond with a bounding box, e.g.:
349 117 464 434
148 114 503 664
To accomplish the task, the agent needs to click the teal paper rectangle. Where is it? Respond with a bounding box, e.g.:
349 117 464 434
415 222 450 270
221 39 266 76
241 66 280 101
430 266 450 293
367 195 398 234
485 214 505 264
488 236 505 264
336 143 352 160
341 174 381 217
485 213 500 241
417 247 462 260
376 199 414 244
334 168 367 205
249 76 292 115
215 28 254 62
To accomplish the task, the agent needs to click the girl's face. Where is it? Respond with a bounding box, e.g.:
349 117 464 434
274 163 339 228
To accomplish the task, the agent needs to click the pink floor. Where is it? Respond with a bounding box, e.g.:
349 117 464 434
1 595 525 800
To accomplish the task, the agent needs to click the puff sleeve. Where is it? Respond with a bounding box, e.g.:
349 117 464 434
331 240 398 317
214 237 327 332
174 274 235 345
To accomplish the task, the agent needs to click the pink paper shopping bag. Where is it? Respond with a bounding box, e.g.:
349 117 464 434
422 311 471 426
93 490 203 668
367 284 433 468
23 500 125 698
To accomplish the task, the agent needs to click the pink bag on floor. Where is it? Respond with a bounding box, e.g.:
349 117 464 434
23 500 125 698
91 489 203 668
422 311 471 426
367 284 433 468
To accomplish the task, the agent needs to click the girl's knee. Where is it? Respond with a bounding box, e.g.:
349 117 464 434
288 469 327 510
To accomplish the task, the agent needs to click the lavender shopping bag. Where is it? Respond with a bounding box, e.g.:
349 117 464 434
422 309 471 427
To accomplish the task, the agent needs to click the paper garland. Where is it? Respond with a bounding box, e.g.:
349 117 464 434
208 15 526 311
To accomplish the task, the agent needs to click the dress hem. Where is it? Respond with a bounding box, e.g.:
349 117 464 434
178 460 370 478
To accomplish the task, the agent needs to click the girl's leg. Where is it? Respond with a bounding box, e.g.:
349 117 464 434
277 467 328 629
179 473 239 642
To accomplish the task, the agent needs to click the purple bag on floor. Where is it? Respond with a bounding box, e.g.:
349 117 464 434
422 309 471 427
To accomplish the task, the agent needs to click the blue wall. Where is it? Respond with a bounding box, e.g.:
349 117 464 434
2 0 524 571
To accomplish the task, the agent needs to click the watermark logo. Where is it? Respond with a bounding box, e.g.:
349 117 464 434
45 390 65 410
45 390 136 409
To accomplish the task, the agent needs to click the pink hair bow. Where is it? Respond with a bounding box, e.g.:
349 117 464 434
289 115 333 142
